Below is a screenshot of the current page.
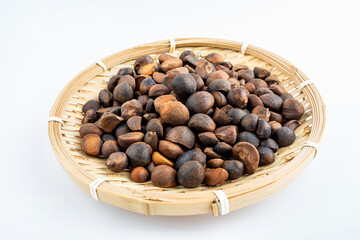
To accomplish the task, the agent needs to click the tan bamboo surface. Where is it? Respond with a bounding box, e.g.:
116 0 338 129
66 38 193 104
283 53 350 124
48 38 326 216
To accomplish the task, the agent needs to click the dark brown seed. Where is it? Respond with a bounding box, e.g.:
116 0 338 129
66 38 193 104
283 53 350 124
166 126 195 149
117 132 144 149
225 70 238 79
98 113 123 133
256 119 271 139
252 106 270 121
134 55 154 73
175 148 206 170
126 116 142 131
146 162 155 174
214 142 233 156
113 82 133 103
227 87 248 108
205 53 225 65
107 75 121 92
265 75 279 86
284 120 301 131
223 160 244 180
161 67 189 89
247 94 264 110
185 91 214 113
83 109 98 124
220 61 233 69
260 138 279 152
204 147 223 159
139 78 156 94
270 111 283 123
146 118 163 137
118 75 136 90
114 122 130 139
248 79 269 89
172 73 197 97
207 159 224 168
158 140 184 159
138 95 149 106
120 99 143 120
238 69 255 82
126 142 152 167
208 79 231 92
101 140 120 158
158 53 177 64
188 113 216 132
152 72 165 84
151 165 177 188
204 168 228 186
241 114 258 132
198 132 219 147
183 64 196 74
260 93 283 111
253 67 271 79
160 101 190 126
269 121 282 137
227 108 248 125
134 75 151 91
101 133 116 142
233 64 249 72
280 93 294 101
180 50 196 63
113 100 121 108
232 142 260 174
214 125 238 145
276 127 296 147
106 152 128 172
153 94 177 113
257 146 275 166
254 87 273 96
148 84 170 97
240 86 251 96
144 131 159 151
109 106 121 116
178 161 205 188
152 151 174 167
117 67 134 77
220 104 233 113
130 167 149 183
95 107 114 118
195 60 215 79
238 131 260 147
244 82 256 93
81 134 103 156
143 113 158 121
270 84 286 95
206 70 229 85
189 73 204 90
98 89 113 107
228 78 241 89
282 98 305 120
213 108 232 125
82 100 101 114
161 58 183 73
184 55 201 69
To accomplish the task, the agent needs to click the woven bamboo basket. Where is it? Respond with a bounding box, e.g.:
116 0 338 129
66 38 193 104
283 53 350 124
48 38 326 216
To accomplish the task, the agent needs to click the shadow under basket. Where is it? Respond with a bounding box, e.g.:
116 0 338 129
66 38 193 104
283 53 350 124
48 38 326 216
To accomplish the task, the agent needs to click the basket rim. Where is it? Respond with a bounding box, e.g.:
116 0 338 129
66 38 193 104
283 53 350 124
48 38 326 215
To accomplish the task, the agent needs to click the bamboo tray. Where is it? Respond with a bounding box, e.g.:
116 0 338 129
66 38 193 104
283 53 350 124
48 38 326 216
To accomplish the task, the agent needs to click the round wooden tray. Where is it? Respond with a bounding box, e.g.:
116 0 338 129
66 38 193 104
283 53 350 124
48 38 326 216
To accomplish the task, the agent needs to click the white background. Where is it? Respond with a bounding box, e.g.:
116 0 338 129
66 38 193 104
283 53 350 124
1 0 359 239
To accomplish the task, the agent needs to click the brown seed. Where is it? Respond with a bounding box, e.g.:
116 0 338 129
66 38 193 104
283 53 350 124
185 91 215 113
275 127 296 147
204 168 228 186
260 138 279 153
175 148 206 170
117 67 134 77
177 161 205 188
158 53 177 64
98 89 113 107
161 68 188 89
117 132 144 149
257 146 275 166
179 50 196 63
204 147 223 159
185 65 196 73
284 120 301 131
151 165 177 188
152 151 174 167
256 119 271 139
184 55 201 68
213 108 232 125
223 160 244 180
232 142 260 174
81 134 103 156
247 94 264 110
269 121 282 137
139 78 156 94
130 167 149 183
270 84 286 95
189 73 204 90
227 108 248 125
241 113 258 132
160 101 190 126
152 72 165 84
101 140 120 158
239 79 246 86
227 87 248 108
208 79 231 92
144 131 159 151
146 162 155 174
127 116 142 131
146 118 163 137
126 142 153 167
220 61 233 69
253 67 271 79
82 100 101 114
248 79 269 90
254 87 273 96
158 140 184 159
120 99 143 120
95 107 114 118
138 63 158 75
148 84 170 97
228 78 241 89
101 133 116 142
220 104 233 113
270 111 283 123
207 158 224 168
238 131 260 147
238 69 255 82
135 75 151 91
114 122 130 139
82 109 98 124
260 93 283 111
188 113 216 132
153 94 177 113
214 125 238 145
225 69 238 79
106 152 128 172
198 132 219 147
113 82 133 103
282 98 305 120
214 142 233 156
107 75 121 92
145 98 155 113
166 126 195 149
118 75 136 90
206 70 229 85
161 58 183 73
138 95 149 106
212 91 227 107
172 74 197 97
195 60 215 79
244 82 256 93
281 93 294 101
143 113 158 121
252 106 270 121
98 113 123 133
205 53 225 64
134 55 154 74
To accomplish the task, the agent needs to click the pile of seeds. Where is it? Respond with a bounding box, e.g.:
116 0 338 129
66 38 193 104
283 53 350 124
80 50 304 188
